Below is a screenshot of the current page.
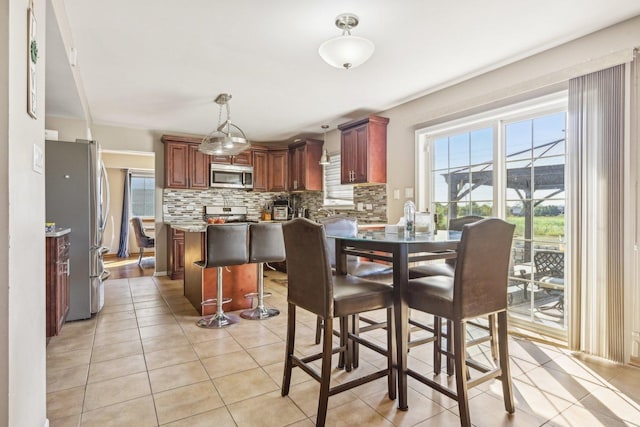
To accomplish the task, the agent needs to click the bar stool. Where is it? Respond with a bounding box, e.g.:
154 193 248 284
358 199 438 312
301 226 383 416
195 223 249 328
241 222 285 320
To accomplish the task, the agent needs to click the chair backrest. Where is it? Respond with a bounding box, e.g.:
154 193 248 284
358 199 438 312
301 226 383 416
131 217 153 247
534 250 564 277
249 222 286 263
282 218 334 319
453 218 515 318
449 215 484 231
204 223 249 268
317 216 358 268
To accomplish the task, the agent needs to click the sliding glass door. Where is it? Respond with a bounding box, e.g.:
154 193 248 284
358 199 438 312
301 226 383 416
420 94 568 338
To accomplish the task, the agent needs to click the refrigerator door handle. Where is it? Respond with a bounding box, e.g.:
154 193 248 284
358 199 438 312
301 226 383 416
100 161 110 232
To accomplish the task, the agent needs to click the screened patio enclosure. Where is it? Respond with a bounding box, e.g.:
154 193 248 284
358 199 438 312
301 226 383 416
436 138 567 333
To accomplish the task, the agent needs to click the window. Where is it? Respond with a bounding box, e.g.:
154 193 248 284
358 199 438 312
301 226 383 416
323 152 354 207
417 92 568 337
130 174 155 217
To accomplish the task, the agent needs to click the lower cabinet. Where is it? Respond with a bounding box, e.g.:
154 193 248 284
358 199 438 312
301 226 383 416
168 227 185 280
46 234 70 337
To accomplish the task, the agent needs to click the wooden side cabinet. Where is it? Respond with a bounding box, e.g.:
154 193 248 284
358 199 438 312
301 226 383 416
288 139 323 191
163 135 211 189
338 115 389 185
46 234 70 337
168 227 185 280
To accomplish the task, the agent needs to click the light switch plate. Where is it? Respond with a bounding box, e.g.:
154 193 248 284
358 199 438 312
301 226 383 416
393 189 400 200
357 202 364 211
405 187 414 198
365 203 373 210
33 144 43 174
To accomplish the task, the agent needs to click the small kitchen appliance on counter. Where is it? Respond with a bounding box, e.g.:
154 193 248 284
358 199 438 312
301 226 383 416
272 200 290 221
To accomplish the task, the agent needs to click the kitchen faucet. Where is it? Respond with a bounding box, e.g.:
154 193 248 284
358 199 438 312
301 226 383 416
317 208 336 217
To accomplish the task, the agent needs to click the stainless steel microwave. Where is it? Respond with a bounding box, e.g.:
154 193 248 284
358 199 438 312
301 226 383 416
210 163 254 190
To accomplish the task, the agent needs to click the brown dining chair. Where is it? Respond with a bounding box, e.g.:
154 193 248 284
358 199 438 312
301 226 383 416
315 216 393 346
406 218 515 426
281 218 396 427
130 217 155 266
408 214 490 373
408 215 483 279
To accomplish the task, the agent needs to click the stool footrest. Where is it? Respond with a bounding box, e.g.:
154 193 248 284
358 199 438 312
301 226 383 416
243 292 272 299
201 297 232 307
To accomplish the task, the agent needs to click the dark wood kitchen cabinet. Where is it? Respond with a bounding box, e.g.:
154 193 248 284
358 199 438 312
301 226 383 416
288 138 323 191
338 115 389 185
168 227 185 280
46 233 70 337
268 148 289 192
210 150 253 166
163 135 210 189
252 149 269 192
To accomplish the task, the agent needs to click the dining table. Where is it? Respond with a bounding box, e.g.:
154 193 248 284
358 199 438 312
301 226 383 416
329 229 462 410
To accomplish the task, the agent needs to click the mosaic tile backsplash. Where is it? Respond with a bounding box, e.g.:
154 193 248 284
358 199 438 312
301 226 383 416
163 184 388 224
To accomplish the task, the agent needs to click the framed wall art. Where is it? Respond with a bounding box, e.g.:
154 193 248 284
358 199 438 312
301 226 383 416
27 1 38 119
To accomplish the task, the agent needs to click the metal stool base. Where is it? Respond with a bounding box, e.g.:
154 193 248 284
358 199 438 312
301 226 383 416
240 306 280 320
196 313 239 329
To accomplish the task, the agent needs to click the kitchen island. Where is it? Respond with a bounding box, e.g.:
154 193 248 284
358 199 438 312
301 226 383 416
170 224 257 315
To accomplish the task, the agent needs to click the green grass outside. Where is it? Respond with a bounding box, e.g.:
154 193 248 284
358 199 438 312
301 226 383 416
507 215 565 240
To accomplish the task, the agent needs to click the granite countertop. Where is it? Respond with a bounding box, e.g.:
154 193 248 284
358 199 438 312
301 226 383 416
45 227 71 237
168 221 207 233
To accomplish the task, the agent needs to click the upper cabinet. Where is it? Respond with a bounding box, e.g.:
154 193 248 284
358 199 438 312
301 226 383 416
252 148 269 192
288 139 323 191
338 115 389 185
210 151 253 166
163 135 210 189
268 148 289 192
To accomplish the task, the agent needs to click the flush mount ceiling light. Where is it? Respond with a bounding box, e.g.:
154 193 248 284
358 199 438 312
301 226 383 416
319 125 330 166
199 93 251 156
318 13 375 70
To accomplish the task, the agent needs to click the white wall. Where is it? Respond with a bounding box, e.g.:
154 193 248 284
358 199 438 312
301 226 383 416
1 0 49 425
379 15 640 223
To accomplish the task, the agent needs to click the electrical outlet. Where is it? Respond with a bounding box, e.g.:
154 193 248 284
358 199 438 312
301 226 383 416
357 202 364 211
365 203 373 210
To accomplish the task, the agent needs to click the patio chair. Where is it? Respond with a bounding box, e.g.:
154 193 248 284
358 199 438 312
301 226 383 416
534 250 565 312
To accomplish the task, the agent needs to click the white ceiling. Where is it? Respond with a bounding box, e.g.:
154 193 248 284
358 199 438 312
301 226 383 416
45 1 640 143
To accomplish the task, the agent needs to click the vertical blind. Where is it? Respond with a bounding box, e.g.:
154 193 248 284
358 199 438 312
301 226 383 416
568 64 625 362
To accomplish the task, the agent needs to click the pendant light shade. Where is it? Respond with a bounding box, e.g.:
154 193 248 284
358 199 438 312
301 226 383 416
199 93 251 156
319 14 375 70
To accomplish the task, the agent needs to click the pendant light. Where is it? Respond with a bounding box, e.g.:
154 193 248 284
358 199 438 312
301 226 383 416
198 93 251 156
319 125 330 166
319 13 375 70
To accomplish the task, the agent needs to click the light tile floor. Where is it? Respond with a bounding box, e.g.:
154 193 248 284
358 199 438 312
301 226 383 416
46 271 640 426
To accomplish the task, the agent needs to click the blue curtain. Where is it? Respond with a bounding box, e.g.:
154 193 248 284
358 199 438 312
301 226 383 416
117 170 131 257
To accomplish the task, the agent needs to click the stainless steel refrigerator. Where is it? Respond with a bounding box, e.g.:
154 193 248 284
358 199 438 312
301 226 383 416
45 139 110 320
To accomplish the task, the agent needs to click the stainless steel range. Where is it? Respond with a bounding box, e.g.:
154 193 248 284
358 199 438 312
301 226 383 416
204 206 250 223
